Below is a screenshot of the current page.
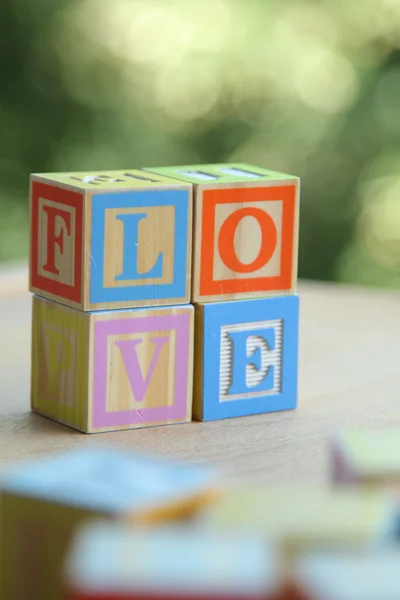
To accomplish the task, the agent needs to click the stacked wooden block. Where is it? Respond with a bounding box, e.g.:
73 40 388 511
29 163 300 431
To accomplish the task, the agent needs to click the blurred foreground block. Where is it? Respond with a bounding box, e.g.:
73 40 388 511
201 486 398 561
332 429 400 487
0 447 217 600
65 523 282 600
289 550 400 600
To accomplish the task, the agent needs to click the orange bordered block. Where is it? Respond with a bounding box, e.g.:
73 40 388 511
0 448 218 600
144 163 300 303
65 523 283 600
29 171 192 310
31 295 194 433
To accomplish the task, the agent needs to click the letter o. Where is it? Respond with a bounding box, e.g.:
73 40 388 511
217 207 277 274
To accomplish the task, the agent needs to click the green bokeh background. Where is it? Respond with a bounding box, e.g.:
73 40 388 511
1 0 400 287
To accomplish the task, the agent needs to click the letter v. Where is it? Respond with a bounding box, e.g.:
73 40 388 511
115 336 169 402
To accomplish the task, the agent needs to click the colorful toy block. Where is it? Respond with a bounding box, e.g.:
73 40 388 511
144 163 300 303
193 295 299 421
331 429 400 487
0 447 218 600
29 170 192 310
31 295 194 432
201 486 399 561
289 550 400 600
65 522 282 600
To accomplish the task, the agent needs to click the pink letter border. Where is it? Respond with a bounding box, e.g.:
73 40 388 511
92 312 190 428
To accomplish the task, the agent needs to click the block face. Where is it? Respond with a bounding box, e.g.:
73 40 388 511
145 163 299 302
89 188 191 308
1 493 96 600
31 295 88 431
195 296 299 421
90 305 194 431
198 184 297 300
30 180 83 305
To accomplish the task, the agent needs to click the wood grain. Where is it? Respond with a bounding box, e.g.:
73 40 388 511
1 275 400 486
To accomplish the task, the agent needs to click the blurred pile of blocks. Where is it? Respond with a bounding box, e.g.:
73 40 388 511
0 429 399 599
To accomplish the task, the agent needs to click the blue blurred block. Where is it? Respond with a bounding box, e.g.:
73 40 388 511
294 549 400 600
0 446 217 513
1 447 218 600
65 522 281 599
193 295 299 421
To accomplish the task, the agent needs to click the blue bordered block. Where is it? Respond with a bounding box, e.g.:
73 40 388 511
90 185 192 310
193 295 299 421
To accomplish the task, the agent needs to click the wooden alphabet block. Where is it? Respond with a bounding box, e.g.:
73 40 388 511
65 522 282 600
29 170 192 310
0 447 218 600
144 163 300 303
193 295 299 421
201 487 399 561
31 295 194 432
289 550 400 600
332 429 400 487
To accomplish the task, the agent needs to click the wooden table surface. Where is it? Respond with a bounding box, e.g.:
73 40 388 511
1 264 399 484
